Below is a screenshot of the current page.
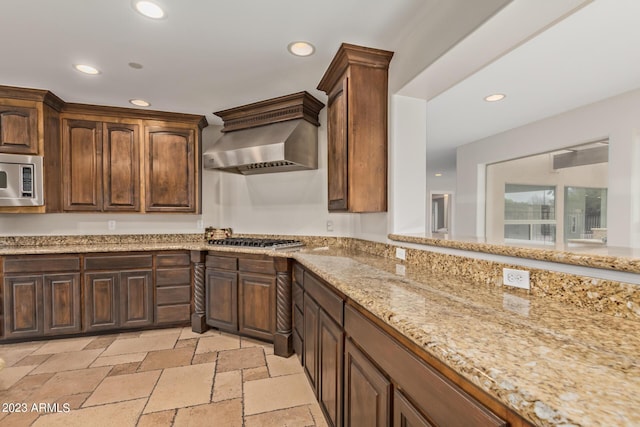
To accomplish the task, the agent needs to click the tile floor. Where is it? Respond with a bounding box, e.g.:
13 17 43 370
0 327 327 427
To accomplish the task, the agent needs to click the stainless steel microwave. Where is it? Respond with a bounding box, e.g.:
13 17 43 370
0 153 44 206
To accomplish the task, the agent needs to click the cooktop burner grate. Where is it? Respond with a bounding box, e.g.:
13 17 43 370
207 237 304 249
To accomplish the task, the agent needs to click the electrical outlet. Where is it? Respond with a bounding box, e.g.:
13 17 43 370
107 220 116 231
395 247 406 260
503 268 530 290
196 219 204 229
326 220 334 232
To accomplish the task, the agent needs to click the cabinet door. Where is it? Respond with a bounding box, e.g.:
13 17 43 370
43 273 81 335
0 104 38 154
145 126 196 212
318 309 344 427
393 390 434 427
103 122 140 211
327 79 348 211
120 270 153 328
63 119 102 211
84 272 119 331
344 338 391 427
238 272 276 341
206 269 238 331
303 293 319 395
3 276 43 338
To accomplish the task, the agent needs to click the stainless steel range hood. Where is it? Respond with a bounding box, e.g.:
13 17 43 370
203 92 324 175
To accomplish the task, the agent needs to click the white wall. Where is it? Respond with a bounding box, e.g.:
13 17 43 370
456 88 640 247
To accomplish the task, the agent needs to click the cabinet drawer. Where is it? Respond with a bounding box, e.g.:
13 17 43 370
156 304 190 324
4 256 80 274
293 280 303 310
293 305 304 337
157 286 191 305
156 253 190 267
305 272 343 326
85 254 153 271
239 258 275 275
344 305 505 427
156 268 191 287
206 255 237 270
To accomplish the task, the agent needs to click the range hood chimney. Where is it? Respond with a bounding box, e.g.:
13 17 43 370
204 92 325 175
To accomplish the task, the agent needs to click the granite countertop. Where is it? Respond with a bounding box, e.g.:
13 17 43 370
1 236 638 425
294 247 640 427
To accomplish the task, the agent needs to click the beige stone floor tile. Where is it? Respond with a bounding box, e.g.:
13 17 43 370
12 354 51 367
0 372 53 401
173 399 243 427
137 347 194 371
217 347 265 372
84 335 117 350
244 405 316 427
28 367 111 401
108 362 141 377
243 366 270 382
179 326 218 340
83 370 161 407
0 408 40 427
192 351 218 365
175 338 198 349
243 373 317 416
266 353 304 377
139 327 181 338
55 392 91 410
0 365 38 390
31 337 94 355
143 362 216 414
33 397 146 427
30 349 103 374
101 334 178 356
241 336 272 348
309 402 329 427
194 334 240 354
90 352 147 367
0 342 43 367
137 409 176 427
212 370 242 402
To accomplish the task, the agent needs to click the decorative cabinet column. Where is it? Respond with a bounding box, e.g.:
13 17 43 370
274 257 293 357
191 251 208 333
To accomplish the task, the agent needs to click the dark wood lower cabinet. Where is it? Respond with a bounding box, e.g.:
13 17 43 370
84 272 119 332
206 269 238 330
303 293 319 393
394 390 434 427
318 309 343 427
344 338 391 427
238 272 275 341
3 275 42 339
43 273 81 335
119 270 153 328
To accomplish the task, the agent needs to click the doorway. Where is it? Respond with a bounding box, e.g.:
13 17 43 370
430 192 453 234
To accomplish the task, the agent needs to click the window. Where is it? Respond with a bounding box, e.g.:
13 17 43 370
504 184 556 243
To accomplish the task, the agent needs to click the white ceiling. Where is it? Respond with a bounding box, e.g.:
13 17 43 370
0 0 504 126
411 0 640 174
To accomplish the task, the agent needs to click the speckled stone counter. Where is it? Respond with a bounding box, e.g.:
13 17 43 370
294 247 640 427
2 234 639 425
389 233 640 273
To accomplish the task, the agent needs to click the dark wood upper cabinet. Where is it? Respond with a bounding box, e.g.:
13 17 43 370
62 119 103 211
145 125 197 213
0 104 38 154
317 43 393 213
62 119 140 212
103 123 140 211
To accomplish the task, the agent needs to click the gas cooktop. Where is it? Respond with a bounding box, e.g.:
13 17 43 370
207 237 304 250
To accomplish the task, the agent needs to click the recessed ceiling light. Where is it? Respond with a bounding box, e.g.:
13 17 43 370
434 173 443 177
484 93 506 102
129 99 151 107
73 64 100 75
287 41 315 57
134 1 165 19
